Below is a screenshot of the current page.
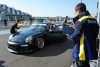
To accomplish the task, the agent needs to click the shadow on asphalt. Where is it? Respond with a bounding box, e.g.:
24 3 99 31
24 39 74 57
0 60 5 67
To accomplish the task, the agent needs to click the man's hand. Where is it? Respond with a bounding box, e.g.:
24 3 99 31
71 25 76 29
70 25 76 29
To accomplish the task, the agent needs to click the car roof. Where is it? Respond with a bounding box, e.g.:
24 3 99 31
32 22 53 26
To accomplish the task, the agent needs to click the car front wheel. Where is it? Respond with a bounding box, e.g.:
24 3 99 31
36 37 45 49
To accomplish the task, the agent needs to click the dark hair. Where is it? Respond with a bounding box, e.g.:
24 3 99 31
66 16 68 18
17 19 20 22
75 3 86 12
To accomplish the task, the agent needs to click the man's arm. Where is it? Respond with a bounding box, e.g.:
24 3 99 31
67 21 83 41
69 24 76 29
15 28 18 32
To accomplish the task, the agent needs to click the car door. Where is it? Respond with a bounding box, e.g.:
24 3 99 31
46 26 66 43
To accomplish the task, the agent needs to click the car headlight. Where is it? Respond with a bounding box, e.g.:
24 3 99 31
25 36 32 43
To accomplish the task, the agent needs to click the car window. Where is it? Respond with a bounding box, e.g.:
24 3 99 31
35 25 46 32
26 24 46 31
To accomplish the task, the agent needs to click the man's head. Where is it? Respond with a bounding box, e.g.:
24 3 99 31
50 24 55 29
16 19 20 24
75 3 86 15
66 16 68 19
65 16 68 20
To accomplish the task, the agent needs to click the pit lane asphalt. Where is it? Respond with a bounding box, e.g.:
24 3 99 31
0 33 73 67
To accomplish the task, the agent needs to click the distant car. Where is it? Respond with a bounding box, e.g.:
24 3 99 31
7 23 66 53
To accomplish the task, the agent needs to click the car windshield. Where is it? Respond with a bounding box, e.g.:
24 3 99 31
26 24 46 32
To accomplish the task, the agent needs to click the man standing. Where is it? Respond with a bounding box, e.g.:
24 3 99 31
63 16 75 29
63 16 68 26
66 3 99 67
4 19 7 26
10 19 20 34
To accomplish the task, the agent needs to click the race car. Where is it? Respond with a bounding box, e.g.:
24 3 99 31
7 23 67 53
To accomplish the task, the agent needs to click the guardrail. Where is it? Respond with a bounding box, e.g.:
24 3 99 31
0 21 31 30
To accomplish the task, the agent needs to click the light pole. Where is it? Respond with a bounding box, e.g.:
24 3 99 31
81 0 82 3
97 0 100 67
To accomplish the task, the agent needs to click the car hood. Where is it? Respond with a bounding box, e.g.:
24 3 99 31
9 30 41 41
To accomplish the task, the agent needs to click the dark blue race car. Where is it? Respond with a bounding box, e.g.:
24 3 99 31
7 23 67 53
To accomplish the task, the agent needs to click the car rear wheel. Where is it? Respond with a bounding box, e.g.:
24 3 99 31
36 37 45 49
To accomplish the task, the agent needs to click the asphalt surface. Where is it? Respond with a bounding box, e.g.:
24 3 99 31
0 34 74 67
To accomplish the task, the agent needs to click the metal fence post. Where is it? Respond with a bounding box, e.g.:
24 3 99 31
97 0 100 67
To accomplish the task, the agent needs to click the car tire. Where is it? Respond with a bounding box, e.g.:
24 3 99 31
36 37 45 49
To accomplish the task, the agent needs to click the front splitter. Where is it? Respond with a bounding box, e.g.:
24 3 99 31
7 46 36 54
